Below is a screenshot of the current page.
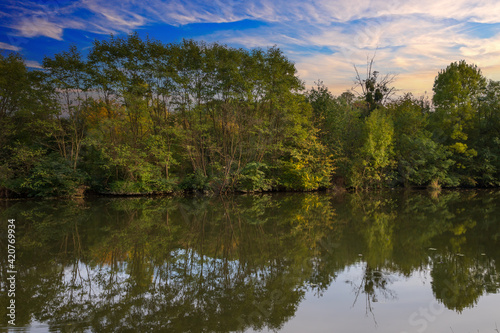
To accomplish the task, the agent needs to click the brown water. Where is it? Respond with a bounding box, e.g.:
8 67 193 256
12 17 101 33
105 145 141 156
1 190 500 332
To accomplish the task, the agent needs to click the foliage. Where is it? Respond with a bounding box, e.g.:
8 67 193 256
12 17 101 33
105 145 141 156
361 109 395 184
19 154 85 197
306 82 363 188
0 53 58 196
431 60 487 185
178 169 211 192
276 138 334 191
388 95 455 187
235 162 272 192
307 59 500 190
3 37 500 195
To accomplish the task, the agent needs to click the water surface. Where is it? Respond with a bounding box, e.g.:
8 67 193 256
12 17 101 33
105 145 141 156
1 190 500 332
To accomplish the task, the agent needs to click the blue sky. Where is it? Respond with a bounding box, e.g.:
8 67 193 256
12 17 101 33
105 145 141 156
2 0 500 96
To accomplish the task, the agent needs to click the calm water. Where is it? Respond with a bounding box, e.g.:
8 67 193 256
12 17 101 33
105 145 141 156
1 190 500 332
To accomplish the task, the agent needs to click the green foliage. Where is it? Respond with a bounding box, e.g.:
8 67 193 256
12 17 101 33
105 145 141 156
235 162 272 192
108 180 146 194
471 80 500 186
433 60 486 112
179 169 211 192
0 54 59 196
388 95 455 187
276 144 334 191
431 60 487 184
19 154 85 197
4 38 500 195
307 60 500 190
306 82 363 188
277 160 323 191
363 109 395 170
351 108 395 189
108 178 176 194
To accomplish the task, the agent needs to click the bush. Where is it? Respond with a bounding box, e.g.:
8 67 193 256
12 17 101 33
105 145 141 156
108 180 147 194
178 170 211 192
277 160 330 191
20 154 85 197
235 162 272 192
147 178 177 193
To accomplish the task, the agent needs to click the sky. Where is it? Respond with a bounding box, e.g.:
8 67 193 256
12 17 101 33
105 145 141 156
2 0 500 97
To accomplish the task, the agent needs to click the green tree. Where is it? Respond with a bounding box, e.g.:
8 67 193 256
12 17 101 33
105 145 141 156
431 60 487 185
388 95 455 187
43 45 90 170
306 82 363 188
471 80 500 185
351 108 395 189
83 34 183 193
0 53 59 196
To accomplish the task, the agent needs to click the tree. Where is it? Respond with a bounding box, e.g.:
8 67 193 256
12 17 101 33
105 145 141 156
306 82 363 188
353 56 396 114
43 45 90 170
388 95 455 187
0 53 61 196
431 60 487 185
0 53 56 147
433 60 486 113
471 80 500 186
352 108 395 188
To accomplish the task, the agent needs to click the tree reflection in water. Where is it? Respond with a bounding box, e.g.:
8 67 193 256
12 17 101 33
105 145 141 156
1 190 500 331
348 265 397 325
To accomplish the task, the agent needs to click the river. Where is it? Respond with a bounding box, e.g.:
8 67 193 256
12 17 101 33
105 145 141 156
1 190 499 332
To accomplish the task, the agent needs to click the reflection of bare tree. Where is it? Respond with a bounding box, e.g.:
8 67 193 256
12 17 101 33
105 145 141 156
349 264 397 325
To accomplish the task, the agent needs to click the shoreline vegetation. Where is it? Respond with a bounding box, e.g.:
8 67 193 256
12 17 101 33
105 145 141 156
1 33 500 198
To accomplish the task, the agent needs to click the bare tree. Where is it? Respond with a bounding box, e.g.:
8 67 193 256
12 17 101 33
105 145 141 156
353 55 397 113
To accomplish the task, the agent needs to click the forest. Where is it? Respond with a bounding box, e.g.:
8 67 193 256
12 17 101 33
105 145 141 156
1 32 500 197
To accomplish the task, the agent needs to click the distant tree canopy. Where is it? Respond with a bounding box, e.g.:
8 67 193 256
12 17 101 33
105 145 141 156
1 33 500 197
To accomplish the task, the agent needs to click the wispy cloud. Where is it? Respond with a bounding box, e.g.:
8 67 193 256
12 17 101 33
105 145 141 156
13 17 64 40
80 0 148 30
25 60 42 69
0 41 21 51
195 1 500 94
2 0 500 95
1 0 148 40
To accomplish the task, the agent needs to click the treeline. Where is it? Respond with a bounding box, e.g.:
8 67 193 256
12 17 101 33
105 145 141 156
1 33 499 197
0 33 332 197
308 60 500 189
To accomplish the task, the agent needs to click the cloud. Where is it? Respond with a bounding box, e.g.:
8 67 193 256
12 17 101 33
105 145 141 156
0 41 21 51
80 0 148 30
138 0 500 26
1 0 148 40
25 60 42 69
140 0 255 25
13 17 64 40
2 0 500 96
198 3 500 95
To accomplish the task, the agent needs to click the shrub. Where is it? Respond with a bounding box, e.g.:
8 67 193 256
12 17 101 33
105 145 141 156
178 170 211 192
235 162 272 192
20 154 85 197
